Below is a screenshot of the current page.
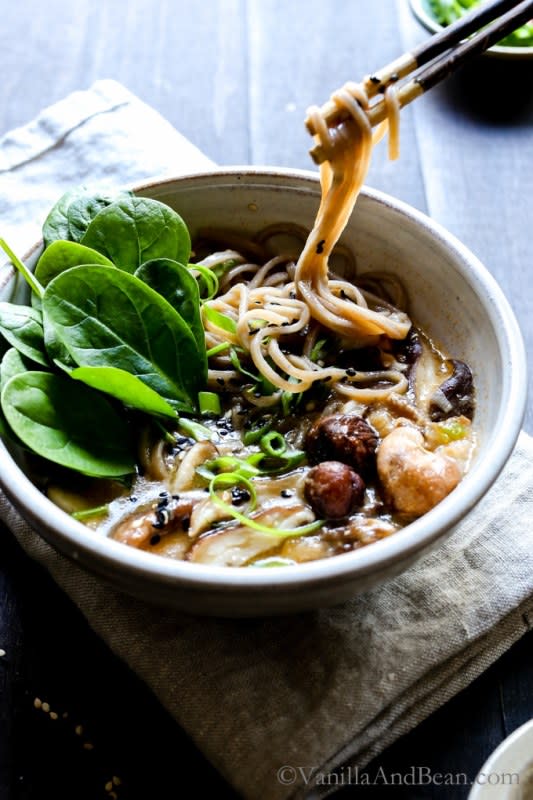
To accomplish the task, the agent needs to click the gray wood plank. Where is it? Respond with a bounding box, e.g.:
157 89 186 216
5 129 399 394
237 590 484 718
398 0 533 431
0 0 249 164
247 0 427 211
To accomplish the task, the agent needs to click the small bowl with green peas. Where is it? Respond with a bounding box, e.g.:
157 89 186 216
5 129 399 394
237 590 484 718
409 0 533 59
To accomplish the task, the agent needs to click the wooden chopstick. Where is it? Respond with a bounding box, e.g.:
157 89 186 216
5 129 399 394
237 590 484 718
307 0 533 163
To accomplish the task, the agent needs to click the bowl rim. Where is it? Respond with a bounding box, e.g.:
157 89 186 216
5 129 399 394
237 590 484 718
409 0 533 60
467 718 533 798
0 166 527 594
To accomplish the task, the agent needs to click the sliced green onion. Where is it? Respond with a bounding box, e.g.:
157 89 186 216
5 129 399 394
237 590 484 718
242 416 273 446
309 337 328 363
198 391 222 417
203 305 237 334
72 504 109 521
153 420 177 446
248 319 268 332
260 430 286 457
281 375 303 416
207 342 231 358
252 450 306 474
435 420 467 443
191 264 219 301
209 472 322 538
197 455 261 482
211 257 241 279
178 417 214 441
0 238 44 299
229 347 260 382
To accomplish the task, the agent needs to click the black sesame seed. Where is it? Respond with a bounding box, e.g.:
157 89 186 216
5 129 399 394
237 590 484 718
150 534 161 546
129 495 138 503
219 429 229 436
280 489 293 498
172 494 180 501
231 488 251 506
369 75 380 84
176 437 188 446
346 368 356 377
323 375 332 382
181 516 190 532
315 239 326 255
289 291 296 299
216 378 225 386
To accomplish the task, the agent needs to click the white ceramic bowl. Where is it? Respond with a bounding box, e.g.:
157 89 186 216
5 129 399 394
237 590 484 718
409 0 533 60
0 168 527 616
468 718 533 799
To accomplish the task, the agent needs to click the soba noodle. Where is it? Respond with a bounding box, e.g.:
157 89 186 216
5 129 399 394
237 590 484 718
203 82 410 408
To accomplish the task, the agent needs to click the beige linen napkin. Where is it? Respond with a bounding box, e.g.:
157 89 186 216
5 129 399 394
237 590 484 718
1 80 532 800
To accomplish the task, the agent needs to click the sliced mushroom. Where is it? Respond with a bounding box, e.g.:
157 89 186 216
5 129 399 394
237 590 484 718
188 527 277 567
169 441 218 492
111 492 204 548
188 504 315 566
188 496 233 539
429 360 474 421
280 534 334 563
145 531 190 559
391 325 423 367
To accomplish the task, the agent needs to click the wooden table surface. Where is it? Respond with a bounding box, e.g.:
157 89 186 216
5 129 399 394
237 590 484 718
0 1 532 798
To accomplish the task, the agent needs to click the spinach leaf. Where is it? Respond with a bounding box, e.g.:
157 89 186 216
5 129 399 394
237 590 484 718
43 315 77 373
135 258 206 378
42 188 132 247
43 265 202 412
71 366 178 419
0 347 40 393
66 191 131 242
1 372 134 477
0 348 40 448
0 302 48 365
35 241 114 288
81 196 191 273
42 188 86 247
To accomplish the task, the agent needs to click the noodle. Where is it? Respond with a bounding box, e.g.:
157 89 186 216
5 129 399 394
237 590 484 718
203 80 411 404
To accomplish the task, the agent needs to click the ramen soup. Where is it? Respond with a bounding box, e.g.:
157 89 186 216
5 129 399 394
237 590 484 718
0 81 476 567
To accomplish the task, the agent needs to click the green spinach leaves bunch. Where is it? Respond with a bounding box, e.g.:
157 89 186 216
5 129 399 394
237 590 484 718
0 187 209 479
